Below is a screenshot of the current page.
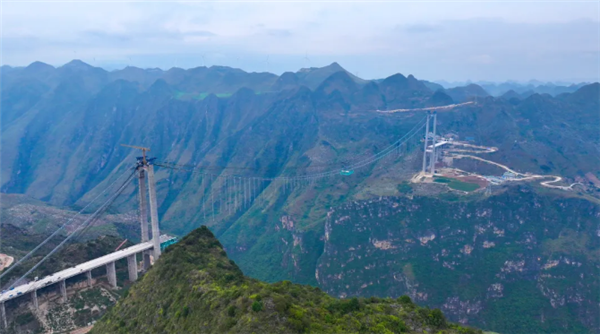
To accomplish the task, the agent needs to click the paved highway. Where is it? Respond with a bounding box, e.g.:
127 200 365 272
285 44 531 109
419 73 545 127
0 235 170 304
374 101 475 113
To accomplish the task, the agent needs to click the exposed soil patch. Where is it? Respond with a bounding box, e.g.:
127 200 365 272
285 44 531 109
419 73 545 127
71 325 94 334
455 176 489 188
585 172 600 188
0 254 14 271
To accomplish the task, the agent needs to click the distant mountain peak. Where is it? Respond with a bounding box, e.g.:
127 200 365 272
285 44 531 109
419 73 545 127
427 90 454 107
324 70 353 81
406 74 422 85
500 89 521 100
280 71 298 79
166 67 186 73
579 82 600 91
444 83 490 103
270 71 299 91
380 73 430 93
381 73 408 86
25 61 55 71
295 62 360 90
209 65 244 74
146 78 173 95
61 59 94 70
297 62 345 74
123 65 142 70
316 70 358 95
327 62 344 71
564 82 600 106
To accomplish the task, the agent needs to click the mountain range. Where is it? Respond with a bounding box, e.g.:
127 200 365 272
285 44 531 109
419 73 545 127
1 60 599 333
435 80 590 97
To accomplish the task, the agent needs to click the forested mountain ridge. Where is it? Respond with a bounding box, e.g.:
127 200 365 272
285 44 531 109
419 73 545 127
2 60 599 333
2 61 598 207
90 226 482 334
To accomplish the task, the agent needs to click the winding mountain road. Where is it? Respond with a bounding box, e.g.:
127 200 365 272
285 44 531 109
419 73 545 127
450 153 578 190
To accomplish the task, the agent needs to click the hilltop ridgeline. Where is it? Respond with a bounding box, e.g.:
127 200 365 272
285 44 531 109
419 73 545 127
90 226 481 334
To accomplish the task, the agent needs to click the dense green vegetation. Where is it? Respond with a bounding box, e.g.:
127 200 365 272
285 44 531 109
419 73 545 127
3 61 599 334
91 226 481 334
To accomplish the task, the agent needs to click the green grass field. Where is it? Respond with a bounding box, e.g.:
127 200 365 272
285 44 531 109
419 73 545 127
434 177 479 192
448 180 480 192
433 177 452 183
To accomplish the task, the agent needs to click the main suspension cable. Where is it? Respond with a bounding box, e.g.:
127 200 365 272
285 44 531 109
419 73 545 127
156 116 427 181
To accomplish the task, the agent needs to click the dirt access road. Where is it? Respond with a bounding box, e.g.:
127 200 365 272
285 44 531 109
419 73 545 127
451 154 580 190
70 325 94 333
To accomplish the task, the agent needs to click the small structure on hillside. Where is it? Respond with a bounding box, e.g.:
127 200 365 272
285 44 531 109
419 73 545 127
502 171 517 179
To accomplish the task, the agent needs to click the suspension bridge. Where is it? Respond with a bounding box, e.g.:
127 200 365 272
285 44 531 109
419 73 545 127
0 115 433 329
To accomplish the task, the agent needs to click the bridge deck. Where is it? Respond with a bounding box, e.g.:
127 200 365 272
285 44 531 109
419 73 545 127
0 236 169 303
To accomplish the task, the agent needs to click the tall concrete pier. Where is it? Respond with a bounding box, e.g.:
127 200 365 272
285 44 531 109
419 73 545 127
127 255 138 282
106 262 117 288
138 167 152 270
147 164 162 261
31 290 38 309
0 302 6 329
59 280 67 303
86 270 93 287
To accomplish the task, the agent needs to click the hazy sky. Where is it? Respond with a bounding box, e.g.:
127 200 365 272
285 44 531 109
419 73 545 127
3 1 599 82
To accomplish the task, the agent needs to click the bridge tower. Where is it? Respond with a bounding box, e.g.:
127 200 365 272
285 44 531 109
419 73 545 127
422 111 431 174
147 162 162 261
137 161 152 270
122 144 161 263
428 111 438 175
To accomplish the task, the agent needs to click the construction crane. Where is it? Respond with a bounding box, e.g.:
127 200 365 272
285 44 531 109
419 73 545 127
115 239 128 251
121 144 150 164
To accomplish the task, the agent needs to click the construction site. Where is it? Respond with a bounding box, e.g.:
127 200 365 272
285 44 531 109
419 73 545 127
411 112 582 193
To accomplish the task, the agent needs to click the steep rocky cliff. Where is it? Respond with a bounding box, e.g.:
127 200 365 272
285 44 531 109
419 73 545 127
312 186 599 333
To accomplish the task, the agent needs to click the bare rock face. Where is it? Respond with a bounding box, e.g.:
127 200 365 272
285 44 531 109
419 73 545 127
315 187 600 334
